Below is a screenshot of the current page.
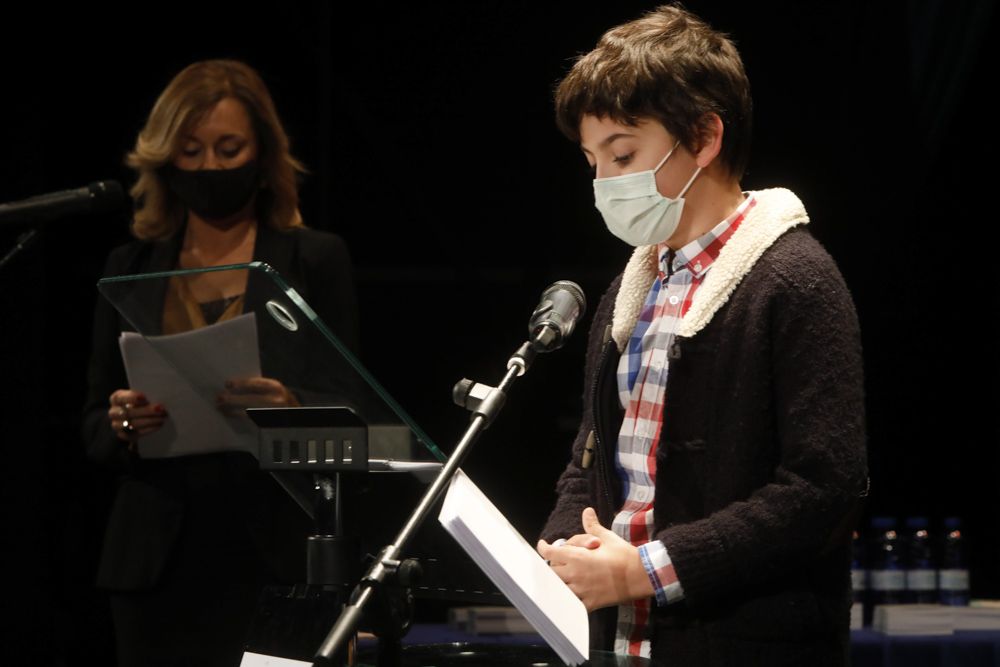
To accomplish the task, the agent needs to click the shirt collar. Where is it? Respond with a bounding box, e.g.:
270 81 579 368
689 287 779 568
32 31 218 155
657 193 756 280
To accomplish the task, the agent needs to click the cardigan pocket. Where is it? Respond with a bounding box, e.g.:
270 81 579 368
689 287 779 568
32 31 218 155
714 589 827 642
663 334 716 446
655 438 708 523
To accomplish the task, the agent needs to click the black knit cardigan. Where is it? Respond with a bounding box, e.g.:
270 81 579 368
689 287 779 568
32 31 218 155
541 192 867 667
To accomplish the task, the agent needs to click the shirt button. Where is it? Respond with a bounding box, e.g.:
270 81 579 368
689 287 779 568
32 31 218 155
694 262 703 272
669 295 680 305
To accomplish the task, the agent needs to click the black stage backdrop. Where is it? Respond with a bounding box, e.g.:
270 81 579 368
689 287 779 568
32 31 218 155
1 2 996 664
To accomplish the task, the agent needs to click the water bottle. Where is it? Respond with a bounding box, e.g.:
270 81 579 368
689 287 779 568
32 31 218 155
903 516 937 603
869 517 905 609
850 530 868 627
939 516 970 606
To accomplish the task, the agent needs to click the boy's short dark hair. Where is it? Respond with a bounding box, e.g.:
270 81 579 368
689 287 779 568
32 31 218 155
556 4 753 179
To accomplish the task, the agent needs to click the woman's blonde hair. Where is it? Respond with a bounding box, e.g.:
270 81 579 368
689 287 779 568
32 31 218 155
126 59 306 240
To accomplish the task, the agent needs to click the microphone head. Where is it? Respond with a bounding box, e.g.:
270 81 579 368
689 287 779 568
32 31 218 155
529 280 586 352
87 181 126 213
0 180 127 227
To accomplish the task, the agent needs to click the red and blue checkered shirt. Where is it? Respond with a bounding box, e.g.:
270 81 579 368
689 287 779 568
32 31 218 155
612 194 756 657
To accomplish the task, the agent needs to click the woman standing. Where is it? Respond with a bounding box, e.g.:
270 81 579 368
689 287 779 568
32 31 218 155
82 60 358 666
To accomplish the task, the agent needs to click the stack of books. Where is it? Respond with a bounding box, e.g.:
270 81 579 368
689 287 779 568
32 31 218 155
873 601 1000 635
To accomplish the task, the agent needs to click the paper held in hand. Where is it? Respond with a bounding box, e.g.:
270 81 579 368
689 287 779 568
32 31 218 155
438 469 589 666
119 312 261 458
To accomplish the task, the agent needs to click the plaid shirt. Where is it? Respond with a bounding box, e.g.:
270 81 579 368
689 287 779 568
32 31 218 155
612 194 756 657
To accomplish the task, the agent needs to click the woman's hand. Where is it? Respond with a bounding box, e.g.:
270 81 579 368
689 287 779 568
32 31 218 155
537 507 654 611
108 389 168 442
216 377 300 415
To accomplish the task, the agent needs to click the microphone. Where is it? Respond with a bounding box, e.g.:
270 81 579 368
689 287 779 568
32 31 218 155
0 181 126 227
528 280 586 352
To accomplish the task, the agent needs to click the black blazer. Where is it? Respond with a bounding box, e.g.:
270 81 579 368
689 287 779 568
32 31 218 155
82 224 359 591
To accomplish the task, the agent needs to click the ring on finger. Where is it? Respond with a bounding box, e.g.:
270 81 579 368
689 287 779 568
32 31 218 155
122 419 136 434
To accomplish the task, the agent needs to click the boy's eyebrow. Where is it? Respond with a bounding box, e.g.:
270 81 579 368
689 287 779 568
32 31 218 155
581 132 636 153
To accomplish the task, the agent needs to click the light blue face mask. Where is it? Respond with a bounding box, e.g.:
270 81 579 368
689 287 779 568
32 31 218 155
593 141 701 246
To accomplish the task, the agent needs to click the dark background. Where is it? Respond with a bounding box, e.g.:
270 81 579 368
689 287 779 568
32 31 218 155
1 1 996 663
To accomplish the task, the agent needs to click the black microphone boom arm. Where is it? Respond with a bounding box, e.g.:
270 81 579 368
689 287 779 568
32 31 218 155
311 281 585 666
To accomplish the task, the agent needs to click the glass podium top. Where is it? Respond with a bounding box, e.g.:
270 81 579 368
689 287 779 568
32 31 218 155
98 261 445 465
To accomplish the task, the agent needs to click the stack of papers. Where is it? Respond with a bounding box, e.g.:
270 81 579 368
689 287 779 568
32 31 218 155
850 602 863 630
873 602 1000 634
438 470 588 665
873 605 955 635
120 313 261 459
954 602 1000 630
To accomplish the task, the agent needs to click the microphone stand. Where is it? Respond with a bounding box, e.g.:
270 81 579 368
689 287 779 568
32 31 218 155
0 181 125 272
0 228 40 272
312 341 539 666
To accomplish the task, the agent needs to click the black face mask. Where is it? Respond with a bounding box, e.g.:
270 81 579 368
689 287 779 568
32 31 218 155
164 161 259 220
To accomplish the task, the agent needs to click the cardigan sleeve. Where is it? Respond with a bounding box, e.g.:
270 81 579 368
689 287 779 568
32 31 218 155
655 247 868 609
540 418 596 543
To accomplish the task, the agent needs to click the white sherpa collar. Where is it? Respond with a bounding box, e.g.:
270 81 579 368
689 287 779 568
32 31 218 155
610 187 809 351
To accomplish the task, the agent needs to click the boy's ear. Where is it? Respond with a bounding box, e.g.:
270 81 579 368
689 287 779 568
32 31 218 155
694 112 724 168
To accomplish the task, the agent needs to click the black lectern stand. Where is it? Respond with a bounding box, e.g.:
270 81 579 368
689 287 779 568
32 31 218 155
97 263 454 666
244 406 434 665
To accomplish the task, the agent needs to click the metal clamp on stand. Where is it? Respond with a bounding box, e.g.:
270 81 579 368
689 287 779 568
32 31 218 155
452 342 540 426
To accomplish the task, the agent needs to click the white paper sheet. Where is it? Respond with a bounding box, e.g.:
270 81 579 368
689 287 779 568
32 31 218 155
119 313 262 459
239 652 310 667
438 469 589 665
